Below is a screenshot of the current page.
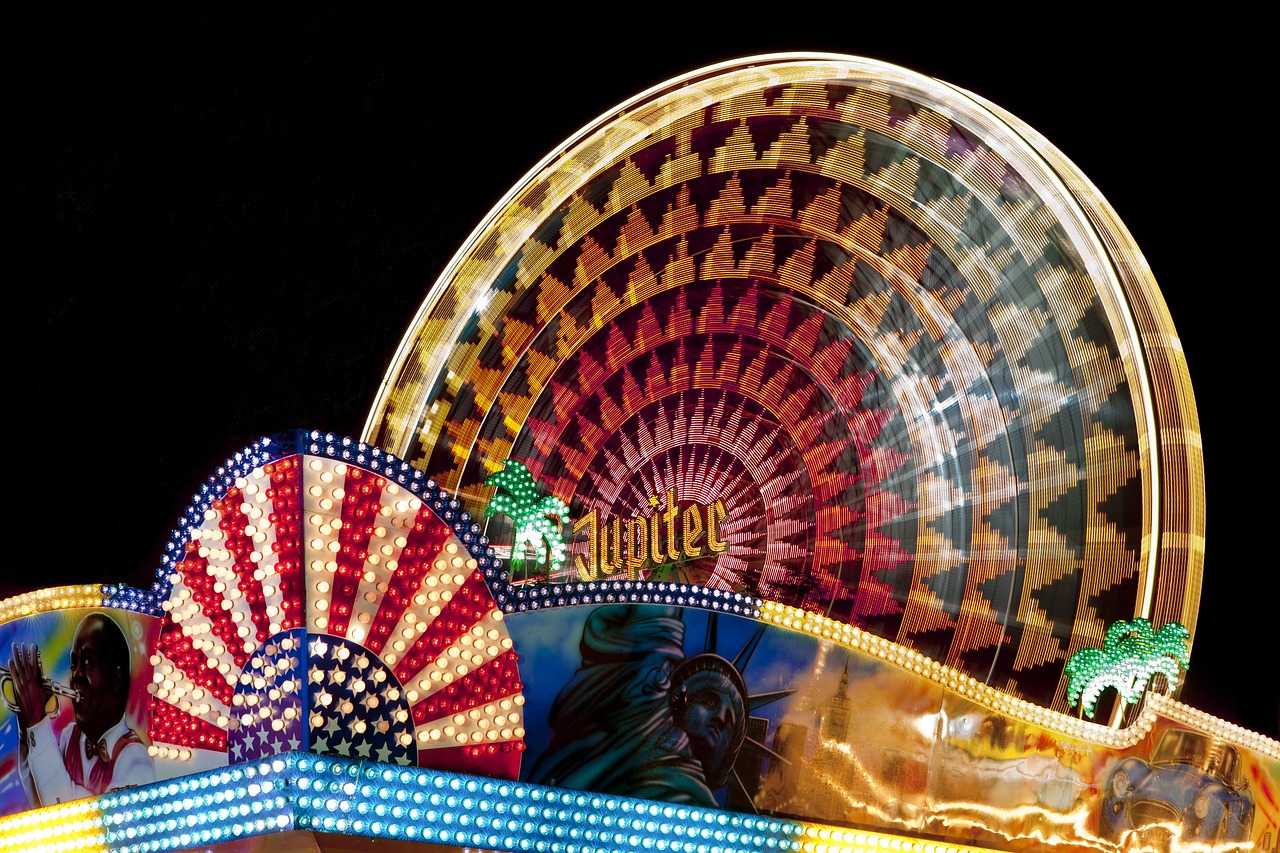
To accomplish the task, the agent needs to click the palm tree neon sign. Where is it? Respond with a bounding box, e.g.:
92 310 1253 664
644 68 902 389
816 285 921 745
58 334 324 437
483 460 571 580
1065 618 1190 720
483 459 729 583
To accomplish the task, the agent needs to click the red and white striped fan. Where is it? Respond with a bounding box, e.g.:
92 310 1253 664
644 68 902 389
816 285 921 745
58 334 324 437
146 445 525 778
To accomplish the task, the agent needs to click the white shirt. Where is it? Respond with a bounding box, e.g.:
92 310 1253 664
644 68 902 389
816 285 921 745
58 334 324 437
19 713 155 806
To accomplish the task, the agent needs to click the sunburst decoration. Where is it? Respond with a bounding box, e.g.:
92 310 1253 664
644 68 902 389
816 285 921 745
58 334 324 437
146 431 525 779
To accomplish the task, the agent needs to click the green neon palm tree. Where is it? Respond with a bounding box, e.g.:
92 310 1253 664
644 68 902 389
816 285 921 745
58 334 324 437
1065 618 1190 720
483 459 569 581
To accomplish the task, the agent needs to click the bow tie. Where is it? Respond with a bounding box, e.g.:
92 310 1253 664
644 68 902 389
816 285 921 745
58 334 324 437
85 737 110 762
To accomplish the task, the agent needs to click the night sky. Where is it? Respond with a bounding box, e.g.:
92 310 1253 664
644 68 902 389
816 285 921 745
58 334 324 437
10 8 1274 737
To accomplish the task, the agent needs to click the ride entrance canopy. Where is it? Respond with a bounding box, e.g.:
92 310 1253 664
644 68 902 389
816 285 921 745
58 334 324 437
362 52 1203 717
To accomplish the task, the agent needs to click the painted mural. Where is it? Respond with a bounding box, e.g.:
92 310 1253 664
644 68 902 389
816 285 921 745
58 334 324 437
0 608 160 813
5 590 1277 850
505 601 1280 852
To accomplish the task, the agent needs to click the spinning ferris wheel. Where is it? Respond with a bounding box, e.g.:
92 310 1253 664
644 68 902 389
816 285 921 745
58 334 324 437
360 53 1202 716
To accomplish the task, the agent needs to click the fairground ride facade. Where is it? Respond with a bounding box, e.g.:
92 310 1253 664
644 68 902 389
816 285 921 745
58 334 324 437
3 54 1275 853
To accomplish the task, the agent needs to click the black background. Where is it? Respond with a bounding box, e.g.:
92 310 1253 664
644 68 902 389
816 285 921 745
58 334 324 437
9 7 1275 737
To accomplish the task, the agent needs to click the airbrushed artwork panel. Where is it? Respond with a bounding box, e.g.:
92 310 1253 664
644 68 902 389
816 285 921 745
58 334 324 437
505 601 1280 851
0 608 161 815
508 601 941 824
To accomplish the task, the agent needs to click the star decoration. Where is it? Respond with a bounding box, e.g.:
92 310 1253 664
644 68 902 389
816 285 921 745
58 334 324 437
228 627 307 762
307 633 416 766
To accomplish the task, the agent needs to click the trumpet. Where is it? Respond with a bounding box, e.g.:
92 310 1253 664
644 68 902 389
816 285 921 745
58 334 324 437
0 666 81 714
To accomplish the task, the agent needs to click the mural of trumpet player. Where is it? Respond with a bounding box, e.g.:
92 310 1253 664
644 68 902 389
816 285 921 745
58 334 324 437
6 611 154 806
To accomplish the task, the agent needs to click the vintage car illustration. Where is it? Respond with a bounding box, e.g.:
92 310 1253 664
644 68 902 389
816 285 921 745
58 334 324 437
1101 727 1255 850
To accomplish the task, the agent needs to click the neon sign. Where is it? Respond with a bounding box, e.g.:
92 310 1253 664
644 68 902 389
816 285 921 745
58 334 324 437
483 460 571 578
572 489 727 582
1065 618 1190 719
483 460 728 583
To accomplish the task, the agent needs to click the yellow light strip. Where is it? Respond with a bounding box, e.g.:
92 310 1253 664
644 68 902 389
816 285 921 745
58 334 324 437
790 824 995 853
0 798 106 853
0 585 102 625
759 601 1279 757
1146 692 1280 760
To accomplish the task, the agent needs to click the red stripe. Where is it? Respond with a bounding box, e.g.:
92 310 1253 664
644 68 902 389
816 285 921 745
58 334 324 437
154 618 235 704
392 570 492 685
416 740 523 780
410 649 521 724
146 695 228 752
214 486 271 644
175 548 248 671
265 458 304 631
325 467 385 637
365 506 454 653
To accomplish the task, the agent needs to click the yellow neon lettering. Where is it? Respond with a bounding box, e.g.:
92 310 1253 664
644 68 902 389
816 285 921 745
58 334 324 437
707 499 727 553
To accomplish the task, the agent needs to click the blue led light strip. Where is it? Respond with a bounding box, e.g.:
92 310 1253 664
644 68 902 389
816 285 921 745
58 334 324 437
0 752 995 853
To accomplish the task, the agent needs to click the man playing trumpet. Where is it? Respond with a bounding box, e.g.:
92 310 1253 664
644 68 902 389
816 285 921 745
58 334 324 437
8 612 154 806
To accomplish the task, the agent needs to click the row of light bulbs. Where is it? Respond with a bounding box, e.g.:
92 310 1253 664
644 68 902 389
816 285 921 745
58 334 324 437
0 753 1001 853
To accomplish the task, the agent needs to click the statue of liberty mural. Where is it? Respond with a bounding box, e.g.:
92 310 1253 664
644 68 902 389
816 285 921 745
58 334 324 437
527 604 789 807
